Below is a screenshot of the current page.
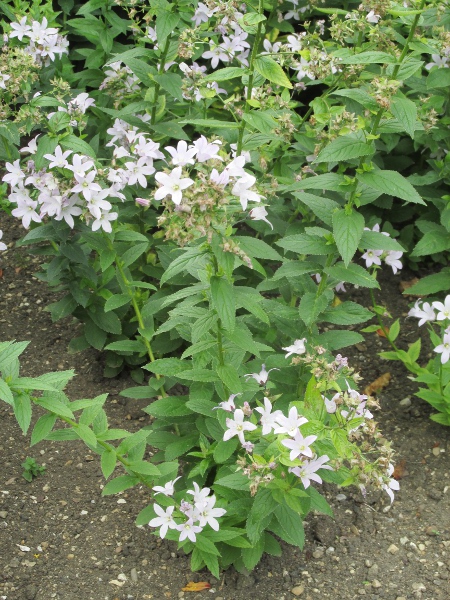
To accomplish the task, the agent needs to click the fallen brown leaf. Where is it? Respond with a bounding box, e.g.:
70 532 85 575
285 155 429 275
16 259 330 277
363 372 391 396
399 278 420 296
376 328 387 338
182 582 211 592
392 459 407 480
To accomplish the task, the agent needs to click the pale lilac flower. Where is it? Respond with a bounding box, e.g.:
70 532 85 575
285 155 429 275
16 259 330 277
361 249 382 268
282 431 317 461
44 145 72 169
3 160 26 187
226 155 247 177
71 170 102 201
54 195 83 228
187 482 210 505
384 250 403 274
282 338 307 358
20 136 39 155
254 397 283 435
286 33 305 52
136 197 151 207
8 16 32 41
291 57 314 81
0 230 7 252
232 174 262 210
223 408 257 445
91 211 118 233
249 206 273 229
134 136 164 160
245 364 279 386
39 192 63 218
176 519 203 542
152 476 181 497
432 296 450 321
67 92 95 114
261 39 281 55
28 18 58 44
192 136 222 162
195 495 226 530
242 441 254 453
11 199 42 229
274 406 308 437
434 332 450 364
148 504 177 539
408 300 435 326
202 41 230 69
0 71 10 89
366 10 380 23
289 455 333 488
192 2 217 26
425 54 449 70
86 189 112 219
381 463 400 504
154 167 194 205
124 157 155 187
210 168 230 186
165 140 197 167
322 394 337 414
213 393 240 412
67 154 95 178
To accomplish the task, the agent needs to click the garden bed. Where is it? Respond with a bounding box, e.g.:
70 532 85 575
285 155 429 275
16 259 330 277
1 215 449 600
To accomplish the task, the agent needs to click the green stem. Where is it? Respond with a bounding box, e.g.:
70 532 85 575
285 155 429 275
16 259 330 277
150 34 172 124
217 319 225 367
369 288 399 352
236 0 265 155
104 235 166 397
316 252 336 296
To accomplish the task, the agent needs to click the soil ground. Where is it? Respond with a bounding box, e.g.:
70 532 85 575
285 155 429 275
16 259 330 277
1 214 450 600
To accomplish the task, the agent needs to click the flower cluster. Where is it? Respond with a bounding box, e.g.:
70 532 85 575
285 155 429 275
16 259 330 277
408 295 450 363
149 480 226 542
362 223 403 274
99 61 140 105
6 17 68 66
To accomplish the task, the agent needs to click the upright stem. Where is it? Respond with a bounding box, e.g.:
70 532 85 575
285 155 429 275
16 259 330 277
369 288 399 353
150 34 172 124
236 0 265 155
217 320 225 367
104 235 166 397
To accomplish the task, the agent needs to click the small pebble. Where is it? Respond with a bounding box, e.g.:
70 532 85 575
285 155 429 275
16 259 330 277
0 511 7 519
291 585 304 596
399 397 411 408
130 568 138 582
388 544 399 554
426 526 439 536
372 580 382 589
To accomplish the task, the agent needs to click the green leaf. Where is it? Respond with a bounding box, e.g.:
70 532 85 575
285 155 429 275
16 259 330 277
102 475 139 495
411 230 450 257
104 294 131 312
178 119 240 129
160 248 205 285
309 487 334 517
48 111 71 133
144 357 188 376
241 537 265 571
101 448 117 479
121 242 149 268
272 504 305 548
203 67 246 82
128 461 160 476
46 295 78 321
234 236 282 261
30 414 57 446
246 488 278 544
90 310 122 334
0 379 14 405
315 134 374 163
34 395 75 419
335 50 396 64
75 423 98 448
325 263 379 289
254 55 292 88
214 472 251 491
242 111 277 135
210 276 235 333
213 438 239 463
390 96 417 138
216 364 242 393
403 272 450 295
145 396 192 417
181 339 218 359
332 209 365 266
292 193 339 227
283 173 345 193
155 11 179 44
277 234 333 255
360 231 405 252
427 67 450 89
13 393 32 435
331 89 379 111
153 73 184 101
322 301 373 325
299 291 332 327
318 330 364 350
165 433 199 461
61 135 96 158
357 170 425 205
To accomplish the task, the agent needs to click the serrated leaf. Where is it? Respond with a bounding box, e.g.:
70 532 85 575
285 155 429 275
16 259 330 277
101 448 117 479
120 242 149 268
315 134 374 163
203 67 246 82
153 73 184 101
102 475 139 495
390 96 417 138
403 272 450 295
104 294 131 312
360 231 405 252
30 414 57 446
210 276 235 333
322 301 373 325
299 292 332 327
0 379 14 405
325 262 379 288
277 234 333 255
357 170 425 205
332 209 365 266
254 55 292 88
216 364 242 393
411 230 450 257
